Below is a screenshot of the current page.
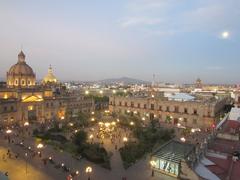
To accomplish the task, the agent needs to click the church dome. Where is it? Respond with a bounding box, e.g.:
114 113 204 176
8 51 35 76
7 51 36 87
42 65 58 84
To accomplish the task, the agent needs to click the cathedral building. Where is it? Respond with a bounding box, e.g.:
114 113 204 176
0 51 94 125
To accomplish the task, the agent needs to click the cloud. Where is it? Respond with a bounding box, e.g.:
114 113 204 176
120 17 164 28
120 0 240 37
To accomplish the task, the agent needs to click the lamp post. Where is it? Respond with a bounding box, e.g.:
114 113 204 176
85 166 92 180
150 160 156 177
24 121 29 136
123 137 128 144
37 143 44 158
25 152 28 175
6 129 12 143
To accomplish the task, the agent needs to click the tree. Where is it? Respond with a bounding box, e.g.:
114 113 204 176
73 131 87 146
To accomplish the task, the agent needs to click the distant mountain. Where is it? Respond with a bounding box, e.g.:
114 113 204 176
0 77 5 82
97 77 150 85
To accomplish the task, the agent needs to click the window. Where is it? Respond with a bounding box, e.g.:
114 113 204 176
151 104 154 110
174 106 179 113
138 103 140 108
4 106 7 111
208 111 211 117
184 118 187 123
144 104 147 109
193 109 197 115
46 103 49 107
131 102 134 108
184 108 188 114
15 80 18 85
28 81 31 85
119 101 122 106
159 106 162 111
22 80 25 85
10 106 14 111
125 102 128 107
166 106 170 112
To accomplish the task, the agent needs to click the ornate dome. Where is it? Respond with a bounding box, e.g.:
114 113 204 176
42 65 58 84
7 51 36 88
8 51 35 76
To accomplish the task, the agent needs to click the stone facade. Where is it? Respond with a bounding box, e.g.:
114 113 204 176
109 95 229 128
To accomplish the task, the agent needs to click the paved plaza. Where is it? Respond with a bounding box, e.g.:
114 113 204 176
0 122 179 180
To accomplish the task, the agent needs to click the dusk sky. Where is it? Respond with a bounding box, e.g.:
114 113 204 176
0 0 239 84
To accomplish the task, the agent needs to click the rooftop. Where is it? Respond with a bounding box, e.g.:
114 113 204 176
152 140 195 164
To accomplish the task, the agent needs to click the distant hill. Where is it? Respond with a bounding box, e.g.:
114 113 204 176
97 77 150 85
0 77 5 82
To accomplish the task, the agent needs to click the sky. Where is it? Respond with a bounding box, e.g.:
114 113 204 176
0 0 239 84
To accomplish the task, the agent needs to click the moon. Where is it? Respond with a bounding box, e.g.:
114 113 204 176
221 31 230 39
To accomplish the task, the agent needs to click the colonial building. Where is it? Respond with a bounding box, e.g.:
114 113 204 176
109 93 230 129
0 51 94 125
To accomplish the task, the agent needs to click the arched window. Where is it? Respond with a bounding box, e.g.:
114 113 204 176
15 80 18 85
22 80 25 85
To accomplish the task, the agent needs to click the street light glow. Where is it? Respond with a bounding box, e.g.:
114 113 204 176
86 166 92 173
6 129 12 134
24 122 29 126
180 137 186 142
123 137 128 142
37 143 44 149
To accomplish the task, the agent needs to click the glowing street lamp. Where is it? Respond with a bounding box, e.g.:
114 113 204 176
6 129 12 134
124 89 127 93
142 117 146 121
89 134 94 139
112 90 116 94
123 137 128 143
180 137 186 142
37 143 44 149
91 112 95 115
37 143 44 157
99 90 103 94
24 122 29 127
91 118 95 122
85 166 92 180
116 119 120 122
130 121 134 126
85 90 89 95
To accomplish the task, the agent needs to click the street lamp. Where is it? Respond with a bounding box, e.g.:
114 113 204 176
37 143 44 157
25 153 28 175
180 137 186 142
150 160 156 177
123 137 128 143
24 122 29 127
6 129 12 143
85 90 89 95
85 166 92 180
130 121 134 126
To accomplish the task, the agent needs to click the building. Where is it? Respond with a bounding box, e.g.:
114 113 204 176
151 140 199 179
195 107 240 180
109 92 230 129
0 51 94 125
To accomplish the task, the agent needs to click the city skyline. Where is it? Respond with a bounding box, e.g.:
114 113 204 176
0 0 240 84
